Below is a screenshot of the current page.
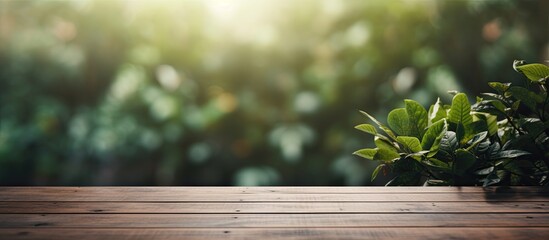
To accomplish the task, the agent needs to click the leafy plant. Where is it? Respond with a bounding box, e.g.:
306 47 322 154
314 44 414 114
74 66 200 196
355 61 549 186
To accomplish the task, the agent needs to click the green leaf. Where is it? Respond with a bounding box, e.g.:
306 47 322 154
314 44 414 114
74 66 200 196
354 124 377 135
397 136 422 153
485 114 498 136
387 108 410 136
374 137 401 161
488 100 506 113
508 86 541 112
448 93 473 126
353 148 377 160
374 148 401 161
522 118 549 137
488 82 511 93
471 113 498 137
423 158 451 171
375 136 398 151
424 179 450 186
515 63 549 83
492 150 530 159
421 119 448 156
359 110 397 140
371 164 384 181
454 149 476 176
475 166 494 175
466 131 488 151
405 99 428 139
428 98 447 125
511 100 521 111
438 131 458 161
482 172 501 187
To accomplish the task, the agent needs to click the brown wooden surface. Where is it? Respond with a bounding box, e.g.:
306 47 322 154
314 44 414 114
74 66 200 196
0 187 548 239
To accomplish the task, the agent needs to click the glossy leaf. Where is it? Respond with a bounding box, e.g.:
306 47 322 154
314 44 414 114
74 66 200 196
374 148 401 161
466 131 488 150
438 131 458 161
482 172 501 187
353 148 377 160
475 166 494 175
492 150 530 159
508 86 541 112
396 136 422 153
360 110 397 140
374 137 400 161
515 63 549 83
448 93 473 125
428 98 447 126
423 158 451 171
375 136 398 151
421 119 447 156
354 124 377 135
485 114 498 136
405 99 428 139
488 82 511 93
387 108 410 136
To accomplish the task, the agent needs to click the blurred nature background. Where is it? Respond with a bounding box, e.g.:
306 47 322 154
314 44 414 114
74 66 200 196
0 0 547 186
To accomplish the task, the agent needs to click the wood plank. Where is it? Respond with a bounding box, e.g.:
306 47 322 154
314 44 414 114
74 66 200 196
1 213 547 228
0 201 547 214
0 192 547 202
2 228 549 240
1 187 547 196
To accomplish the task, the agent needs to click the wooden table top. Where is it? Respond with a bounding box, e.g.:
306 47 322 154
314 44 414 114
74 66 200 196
0 186 548 239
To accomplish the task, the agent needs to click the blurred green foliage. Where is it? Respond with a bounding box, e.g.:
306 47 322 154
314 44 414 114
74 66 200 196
0 0 547 185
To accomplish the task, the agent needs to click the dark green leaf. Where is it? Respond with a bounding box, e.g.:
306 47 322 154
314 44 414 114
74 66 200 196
438 131 458 161
405 99 428 139
492 150 530 159
511 100 521 111
522 118 549 137
423 158 451 171
508 86 542 112
482 172 501 187
421 119 447 157
466 131 488 151
454 149 476 176
387 108 410 136
475 166 494 175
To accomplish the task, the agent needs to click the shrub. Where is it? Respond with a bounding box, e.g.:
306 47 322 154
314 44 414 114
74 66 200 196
355 61 549 186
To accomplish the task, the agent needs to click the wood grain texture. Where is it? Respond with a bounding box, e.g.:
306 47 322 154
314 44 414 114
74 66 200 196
0 187 547 239
0 201 546 213
1 186 547 194
0 191 547 202
1 228 549 240
1 213 548 228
